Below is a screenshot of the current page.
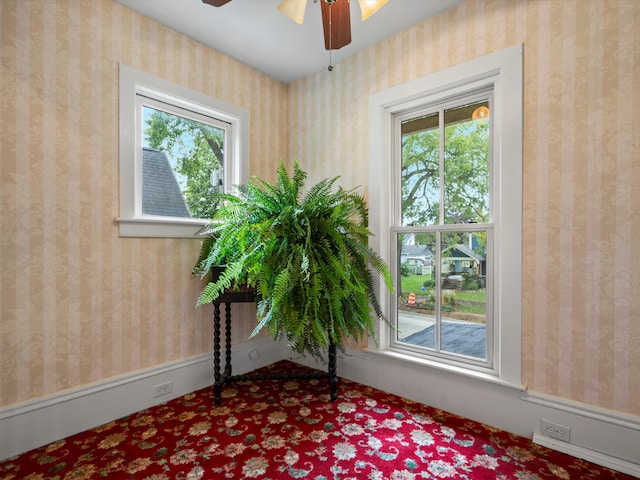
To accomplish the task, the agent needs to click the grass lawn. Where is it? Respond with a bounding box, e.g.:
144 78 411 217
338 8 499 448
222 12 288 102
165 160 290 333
400 274 486 314
400 274 432 293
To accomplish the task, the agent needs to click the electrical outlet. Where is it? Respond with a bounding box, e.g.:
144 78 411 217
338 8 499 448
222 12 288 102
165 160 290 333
153 380 173 398
540 419 571 442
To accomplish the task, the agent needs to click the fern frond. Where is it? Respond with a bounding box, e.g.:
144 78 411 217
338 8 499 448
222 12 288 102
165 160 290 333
193 161 393 361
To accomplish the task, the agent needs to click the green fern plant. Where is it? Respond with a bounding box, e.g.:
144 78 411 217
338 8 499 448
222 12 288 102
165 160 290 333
193 161 393 361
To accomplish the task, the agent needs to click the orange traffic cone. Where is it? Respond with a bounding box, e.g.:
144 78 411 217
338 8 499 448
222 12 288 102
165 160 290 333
407 292 416 307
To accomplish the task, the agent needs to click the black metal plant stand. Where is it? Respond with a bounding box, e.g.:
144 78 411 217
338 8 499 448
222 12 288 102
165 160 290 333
211 285 338 405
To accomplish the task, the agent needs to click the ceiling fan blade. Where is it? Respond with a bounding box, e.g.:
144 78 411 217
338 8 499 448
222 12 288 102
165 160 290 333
202 0 233 7
321 0 351 50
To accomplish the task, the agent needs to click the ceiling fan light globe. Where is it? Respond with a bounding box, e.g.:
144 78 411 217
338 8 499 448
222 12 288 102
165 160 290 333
358 0 387 20
277 0 307 24
472 106 490 120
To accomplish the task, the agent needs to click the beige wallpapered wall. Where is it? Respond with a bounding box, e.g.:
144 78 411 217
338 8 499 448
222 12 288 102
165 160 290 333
0 0 287 407
287 0 639 417
1 0 639 419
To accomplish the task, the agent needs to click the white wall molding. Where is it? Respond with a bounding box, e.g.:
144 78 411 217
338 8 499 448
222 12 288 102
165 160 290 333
0 337 283 462
523 391 640 430
532 433 640 478
523 392 640 477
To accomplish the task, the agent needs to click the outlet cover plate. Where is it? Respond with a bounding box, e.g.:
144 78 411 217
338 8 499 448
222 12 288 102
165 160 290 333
540 419 571 442
153 380 173 398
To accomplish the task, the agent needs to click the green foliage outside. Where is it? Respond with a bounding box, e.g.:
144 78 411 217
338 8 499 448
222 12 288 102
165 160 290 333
400 263 412 277
401 117 489 227
399 111 489 318
400 113 489 295
144 109 224 219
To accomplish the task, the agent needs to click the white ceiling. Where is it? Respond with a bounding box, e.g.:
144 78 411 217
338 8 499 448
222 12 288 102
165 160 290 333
114 0 464 84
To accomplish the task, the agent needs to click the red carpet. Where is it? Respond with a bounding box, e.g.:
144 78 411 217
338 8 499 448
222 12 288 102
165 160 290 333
0 361 633 479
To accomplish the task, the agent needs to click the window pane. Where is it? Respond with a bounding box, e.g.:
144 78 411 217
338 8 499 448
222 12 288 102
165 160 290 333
440 231 487 360
443 100 490 224
398 229 487 362
142 105 225 219
401 112 440 226
397 232 437 347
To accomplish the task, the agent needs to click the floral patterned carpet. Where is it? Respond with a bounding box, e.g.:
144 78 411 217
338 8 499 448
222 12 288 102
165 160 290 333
0 361 633 480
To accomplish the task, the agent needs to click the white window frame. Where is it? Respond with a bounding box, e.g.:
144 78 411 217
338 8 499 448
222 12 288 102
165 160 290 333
368 45 523 387
393 93 494 372
118 64 249 238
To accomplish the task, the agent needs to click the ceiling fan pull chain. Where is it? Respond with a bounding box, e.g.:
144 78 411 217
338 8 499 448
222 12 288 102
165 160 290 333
327 0 334 71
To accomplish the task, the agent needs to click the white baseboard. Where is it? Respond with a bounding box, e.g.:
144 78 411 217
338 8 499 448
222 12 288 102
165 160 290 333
532 433 640 478
0 337 284 462
523 392 640 478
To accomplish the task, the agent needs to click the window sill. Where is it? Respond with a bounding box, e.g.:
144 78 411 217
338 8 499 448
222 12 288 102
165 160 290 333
116 217 208 238
368 347 524 392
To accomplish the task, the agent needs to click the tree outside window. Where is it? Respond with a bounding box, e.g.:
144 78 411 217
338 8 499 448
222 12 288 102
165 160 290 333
143 105 226 220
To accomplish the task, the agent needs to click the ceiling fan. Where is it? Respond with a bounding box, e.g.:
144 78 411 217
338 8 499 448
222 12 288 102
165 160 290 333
202 0 388 51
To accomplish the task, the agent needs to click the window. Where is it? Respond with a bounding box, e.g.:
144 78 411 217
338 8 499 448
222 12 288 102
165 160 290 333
118 64 249 237
396 95 492 367
368 45 522 386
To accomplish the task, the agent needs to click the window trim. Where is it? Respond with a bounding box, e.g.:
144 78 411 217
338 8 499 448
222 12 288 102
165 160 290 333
368 44 523 387
118 64 249 238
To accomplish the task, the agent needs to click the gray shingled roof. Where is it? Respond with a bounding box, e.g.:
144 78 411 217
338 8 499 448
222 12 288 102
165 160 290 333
402 244 485 262
401 245 434 259
448 244 485 262
142 148 191 217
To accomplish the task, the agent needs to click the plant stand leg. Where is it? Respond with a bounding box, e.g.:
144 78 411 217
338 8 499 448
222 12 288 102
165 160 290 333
224 303 232 378
328 342 338 401
213 303 222 405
